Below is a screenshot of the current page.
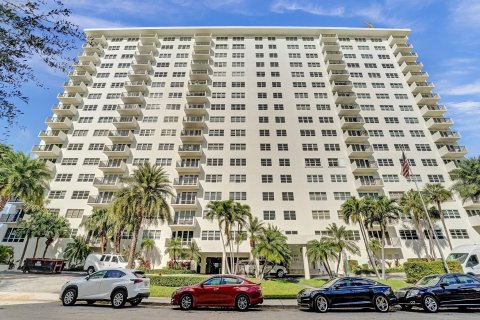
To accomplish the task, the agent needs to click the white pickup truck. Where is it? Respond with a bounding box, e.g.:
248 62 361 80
83 254 128 274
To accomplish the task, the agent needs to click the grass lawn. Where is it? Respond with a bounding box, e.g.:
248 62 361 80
150 285 177 297
300 278 327 287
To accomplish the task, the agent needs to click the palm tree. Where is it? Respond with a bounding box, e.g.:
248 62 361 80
423 183 454 249
81 208 111 253
325 223 360 275
64 236 91 268
341 196 380 278
366 196 401 279
165 237 183 268
140 238 155 261
246 216 264 277
110 192 134 254
186 240 201 268
399 189 431 260
369 238 381 264
0 151 50 212
116 163 173 268
41 213 70 258
232 202 252 274
306 238 336 277
451 157 480 203
253 225 292 279
16 217 35 267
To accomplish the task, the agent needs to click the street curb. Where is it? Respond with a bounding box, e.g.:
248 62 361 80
142 300 299 309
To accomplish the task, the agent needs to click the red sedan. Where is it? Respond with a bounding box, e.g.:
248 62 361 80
171 275 263 311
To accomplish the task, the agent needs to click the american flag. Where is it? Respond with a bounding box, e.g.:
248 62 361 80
401 151 410 178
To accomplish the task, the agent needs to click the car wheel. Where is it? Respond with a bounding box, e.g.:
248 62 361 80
87 267 95 275
235 294 250 311
276 269 285 278
111 290 127 309
374 294 390 312
313 295 329 313
130 298 142 306
62 288 77 306
400 305 412 311
179 294 193 310
86 300 95 305
422 295 439 313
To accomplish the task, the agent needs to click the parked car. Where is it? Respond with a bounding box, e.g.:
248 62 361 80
297 277 397 313
60 268 150 308
237 260 288 278
83 253 128 274
446 244 480 275
171 275 263 311
396 273 480 312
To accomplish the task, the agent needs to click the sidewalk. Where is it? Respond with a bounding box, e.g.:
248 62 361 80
144 297 298 308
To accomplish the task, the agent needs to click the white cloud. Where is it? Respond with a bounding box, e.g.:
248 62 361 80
441 80 480 96
452 0 480 27
447 101 480 114
270 0 345 17
68 15 130 29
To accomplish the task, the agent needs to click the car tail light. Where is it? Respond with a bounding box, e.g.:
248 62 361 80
131 279 143 284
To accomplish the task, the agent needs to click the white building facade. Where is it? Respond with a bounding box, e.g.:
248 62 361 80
2 27 480 275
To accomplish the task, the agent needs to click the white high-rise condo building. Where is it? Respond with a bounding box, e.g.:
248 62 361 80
2 27 479 276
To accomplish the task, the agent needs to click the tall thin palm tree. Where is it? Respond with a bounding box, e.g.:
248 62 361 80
110 191 134 254
341 196 380 278
399 189 431 260
117 163 173 268
253 225 292 279
423 183 454 249
140 238 155 263
450 157 480 203
366 196 401 279
232 202 252 274
246 216 265 277
81 208 111 253
165 237 183 268
41 213 70 258
325 223 360 275
186 240 201 266
306 238 336 277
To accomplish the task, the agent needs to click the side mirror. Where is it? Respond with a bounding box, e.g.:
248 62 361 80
85 275 90 280
439 282 448 287
200 283 204 288
333 285 340 290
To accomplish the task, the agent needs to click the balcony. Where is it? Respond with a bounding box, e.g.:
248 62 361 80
128 70 151 82
320 34 338 43
325 60 346 71
336 104 360 116
334 92 356 104
139 34 160 45
468 214 480 227
175 161 201 173
194 33 211 42
188 80 209 91
410 82 434 94
0 211 24 224
192 50 211 60
42 160 57 173
38 130 66 143
347 144 373 158
45 117 72 130
388 35 408 46
57 92 82 104
191 60 211 71
108 130 135 143
405 71 428 83
392 43 413 54
323 50 342 60
340 116 365 129
68 71 92 83
32 145 61 157
124 81 148 92
116 104 142 116
93 178 123 191
328 69 350 81
121 92 145 104
82 43 103 54
343 130 369 143
185 103 207 115
134 51 155 64
426 117 453 130
189 70 211 81
384 237 402 248
186 91 209 103
178 144 202 156
169 217 196 230
180 129 204 142
420 105 446 117
463 198 480 209
193 41 212 51
131 60 153 73
87 35 107 46
355 178 384 191
396 52 418 64
63 81 87 94
331 81 353 92
173 178 200 190
73 61 96 73
351 161 378 173
432 131 460 143
87 195 113 208
438 145 467 158
444 161 458 173
400 61 423 74
78 51 100 64
52 104 77 117
103 145 131 157
171 197 199 210
322 41 340 50
112 116 139 130
98 161 127 173
415 93 440 105
182 116 205 128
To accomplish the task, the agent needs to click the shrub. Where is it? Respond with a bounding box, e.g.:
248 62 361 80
149 275 208 287
354 268 375 275
385 266 404 273
159 268 197 274
347 259 359 272
0 245 14 266
404 259 462 283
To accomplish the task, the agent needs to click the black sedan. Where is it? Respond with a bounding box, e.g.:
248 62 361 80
396 273 480 312
297 277 397 313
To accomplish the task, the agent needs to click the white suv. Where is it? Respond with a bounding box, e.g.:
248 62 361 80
60 268 150 308
84 254 128 274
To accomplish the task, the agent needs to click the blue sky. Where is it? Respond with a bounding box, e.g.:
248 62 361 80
3 0 480 156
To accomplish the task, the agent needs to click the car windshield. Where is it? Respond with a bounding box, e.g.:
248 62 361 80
117 256 127 263
447 253 469 263
416 275 442 287
321 278 340 288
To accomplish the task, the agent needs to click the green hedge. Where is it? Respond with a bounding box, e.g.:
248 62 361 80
404 259 462 283
149 275 208 287
142 268 197 275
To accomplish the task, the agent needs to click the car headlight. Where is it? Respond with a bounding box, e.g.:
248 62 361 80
406 289 419 298
383 288 393 295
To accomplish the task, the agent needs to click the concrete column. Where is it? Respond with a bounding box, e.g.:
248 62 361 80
200 255 207 274
301 246 310 280
222 251 226 274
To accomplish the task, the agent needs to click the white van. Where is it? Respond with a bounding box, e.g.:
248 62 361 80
446 244 480 275
83 253 128 274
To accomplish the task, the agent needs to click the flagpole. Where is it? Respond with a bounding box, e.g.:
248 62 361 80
403 151 450 273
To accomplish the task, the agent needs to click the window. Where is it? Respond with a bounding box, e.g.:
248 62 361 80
263 211 276 220
71 191 89 200
229 192 246 201
307 175 323 183
277 144 288 151
261 159 272 166
65 209 84 219
399 230 418 240
450 229 469 239
331 174 347 182
443 210 460 219
428 174 444 183
77 174 94 182
55 174 72 182
201 231 220 241
309 192 327 201
312 210 330 220
334 192 351 200
305 158 321 167
280 175 292 183
262 192 274 201
48 190 66 199
279 159 290 166
261 175 273 183
284 211 296 220
229 174 246 183
2 228 24 242
282 192 294 201
206 174 223 183
230 158 246 166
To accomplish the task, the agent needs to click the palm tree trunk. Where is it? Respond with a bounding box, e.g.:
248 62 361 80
42 239 53 258
381 226 386 279
33 238 40 258
0 195 10 213
114 228 122 253
336 251 342 275
101 234 107 253
425 222 437 259
127 215 142 268
18 236 30 268
218 224 230 274
414 217 430 260
438 202 452 249
359 222 381 278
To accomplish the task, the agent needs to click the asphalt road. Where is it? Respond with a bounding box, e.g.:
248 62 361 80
1 303 480 320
